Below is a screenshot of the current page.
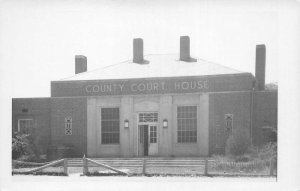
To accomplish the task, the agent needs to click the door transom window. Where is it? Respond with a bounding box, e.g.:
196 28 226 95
139 112 158 123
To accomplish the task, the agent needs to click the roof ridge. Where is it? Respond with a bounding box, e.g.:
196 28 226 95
196 58 243 73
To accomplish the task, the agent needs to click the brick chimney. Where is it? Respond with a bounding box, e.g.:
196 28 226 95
75 55 87 74
255 44 266 90
180 36 197 62
133 38 144 64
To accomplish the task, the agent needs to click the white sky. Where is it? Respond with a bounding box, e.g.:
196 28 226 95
0 0 282 98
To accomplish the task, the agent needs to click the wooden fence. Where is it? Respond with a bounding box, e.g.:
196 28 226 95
14 157 276 177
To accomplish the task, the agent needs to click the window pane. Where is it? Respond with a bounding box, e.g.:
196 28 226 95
139 112 158 122
177 106 197 143
149 125 157 143
101 108 119 144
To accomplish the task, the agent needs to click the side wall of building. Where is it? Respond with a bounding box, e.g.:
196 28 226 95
208 91 252 155
252 91 278 145
50 97 87 158
12 98 51 155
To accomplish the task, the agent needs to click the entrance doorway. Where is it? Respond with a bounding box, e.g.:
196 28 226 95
138 112 158 156
139 125 149 156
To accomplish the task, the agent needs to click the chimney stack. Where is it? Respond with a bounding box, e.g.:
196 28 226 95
255 44 266 90
133 38 144 64
75 55 87 74
180 36 197 62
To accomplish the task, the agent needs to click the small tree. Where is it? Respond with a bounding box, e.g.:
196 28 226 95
225 128 251 156
12 131 41 162
12 132 28 159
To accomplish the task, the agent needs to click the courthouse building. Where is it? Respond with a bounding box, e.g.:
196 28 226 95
12 36 277 159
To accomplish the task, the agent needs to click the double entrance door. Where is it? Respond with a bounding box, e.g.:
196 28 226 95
139 124 158 156
138 112 158 156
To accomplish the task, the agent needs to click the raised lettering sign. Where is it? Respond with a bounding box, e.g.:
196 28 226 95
83 80 208 94
51 74 253 97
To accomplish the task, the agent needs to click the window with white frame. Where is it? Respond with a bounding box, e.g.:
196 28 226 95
101 108 120 144
18 119 34 134
177 106 197 143
65 117 72 135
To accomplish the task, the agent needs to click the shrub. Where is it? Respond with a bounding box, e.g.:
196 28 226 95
225 128 251 156
213 159 268 173
12 133 28 159
235 154 251 162
260 142 277 161
12 132 42 162
248 142 277 161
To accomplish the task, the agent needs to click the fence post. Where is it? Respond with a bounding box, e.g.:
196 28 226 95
269 158 274 176
63 158 68 175
204 158 208 176
83 155 88 176
142 158 146 175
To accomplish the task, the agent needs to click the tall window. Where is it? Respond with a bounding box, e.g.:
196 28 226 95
177 106 197 143
101 108 120 144
150 125 157 143
18 119 33 134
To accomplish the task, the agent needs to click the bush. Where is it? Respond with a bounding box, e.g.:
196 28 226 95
212 159 268 173
225 128 251 156
12 133 28 159
235 154 251 162
12 132 42 162
248 142 277 161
